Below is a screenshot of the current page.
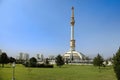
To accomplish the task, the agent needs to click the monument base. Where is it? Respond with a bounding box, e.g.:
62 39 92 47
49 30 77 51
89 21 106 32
63 51 86 62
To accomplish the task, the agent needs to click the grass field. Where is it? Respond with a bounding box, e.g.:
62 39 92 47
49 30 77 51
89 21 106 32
0 64 117 80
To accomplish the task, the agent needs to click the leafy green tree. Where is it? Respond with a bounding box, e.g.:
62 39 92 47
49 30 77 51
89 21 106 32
9 57 16 63
93 54 104 69
45 58 49 65
56 55 64 68
0 52 9 67
29 57 37 67
113 47 120 80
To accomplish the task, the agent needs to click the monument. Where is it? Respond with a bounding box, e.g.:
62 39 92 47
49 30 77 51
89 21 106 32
63 7 86 62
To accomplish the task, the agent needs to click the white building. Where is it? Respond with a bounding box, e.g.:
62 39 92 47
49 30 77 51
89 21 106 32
64 51 86 62
23 53 29 61
48 55 55 60
36 54 44 61
17 52 29 61
19 52 24 60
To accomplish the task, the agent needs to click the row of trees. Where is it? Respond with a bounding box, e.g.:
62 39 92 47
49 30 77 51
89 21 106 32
23 55 64 68
25 57 51 67
0 52 64 68
0 52 16 67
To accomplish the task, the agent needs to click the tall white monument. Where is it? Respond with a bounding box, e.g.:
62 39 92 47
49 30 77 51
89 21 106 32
63 7 85 62
70 7 75 51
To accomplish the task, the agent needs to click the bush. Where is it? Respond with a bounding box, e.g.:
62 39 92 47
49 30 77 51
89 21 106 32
22 57 53 68
44 64 53 68
36 64 53 68
25 62 29 67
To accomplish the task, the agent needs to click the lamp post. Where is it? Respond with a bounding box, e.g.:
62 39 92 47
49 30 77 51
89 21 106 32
12 62 15 80
70 50 73 64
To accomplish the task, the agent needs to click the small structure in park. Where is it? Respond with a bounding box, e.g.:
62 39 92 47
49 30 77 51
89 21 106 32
63 7 86 62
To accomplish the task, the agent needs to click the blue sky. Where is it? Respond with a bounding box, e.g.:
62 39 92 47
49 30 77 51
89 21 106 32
0 0 120 58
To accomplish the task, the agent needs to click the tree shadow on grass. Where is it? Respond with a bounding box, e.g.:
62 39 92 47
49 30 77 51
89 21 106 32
55 65 70 68
94 66 113 73
100 66 113 70
4 66 11 68
26 67 33 76
0 66 11 68
0 76 3 80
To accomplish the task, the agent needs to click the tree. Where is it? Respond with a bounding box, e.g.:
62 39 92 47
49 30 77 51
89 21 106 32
45 58 49 65
0 52 9 67
65 58 68 64
56 55 64 68
93 54 104 69
29 57 37 67
9 57 16 63
0 55 1 67
113 47 120 80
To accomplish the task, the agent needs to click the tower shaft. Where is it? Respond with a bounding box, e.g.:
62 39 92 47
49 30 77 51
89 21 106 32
70 7 75 51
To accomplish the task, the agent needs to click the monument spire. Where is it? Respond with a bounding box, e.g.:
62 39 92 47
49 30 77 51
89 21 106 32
70 6 75 51
63 6 86 62
71 6 75 27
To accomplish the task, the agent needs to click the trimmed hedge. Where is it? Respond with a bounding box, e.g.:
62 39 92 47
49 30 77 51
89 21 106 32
23 63 53 68
36 64 53 68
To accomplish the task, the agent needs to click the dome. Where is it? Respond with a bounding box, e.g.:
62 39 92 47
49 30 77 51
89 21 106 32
63 51 85 61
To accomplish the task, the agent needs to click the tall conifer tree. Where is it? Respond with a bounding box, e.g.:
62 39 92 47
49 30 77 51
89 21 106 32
113 47 120 80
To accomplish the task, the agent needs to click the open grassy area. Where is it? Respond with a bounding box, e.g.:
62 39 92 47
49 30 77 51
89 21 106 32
0 64 117 80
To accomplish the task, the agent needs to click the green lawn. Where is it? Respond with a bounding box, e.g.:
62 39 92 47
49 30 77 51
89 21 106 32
0 64 117 80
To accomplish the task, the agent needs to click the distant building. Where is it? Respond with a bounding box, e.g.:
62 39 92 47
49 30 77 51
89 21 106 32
17 52 29 61
48 55 55 60
19 52 24 60
107 61 113 66
48 55 56 64
0 49 2 55
23 53 29 61
36 54 44 61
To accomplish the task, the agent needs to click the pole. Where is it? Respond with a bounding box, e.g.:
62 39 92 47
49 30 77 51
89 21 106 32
70 50 73 64
12 62 15 80
12 67 15 80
